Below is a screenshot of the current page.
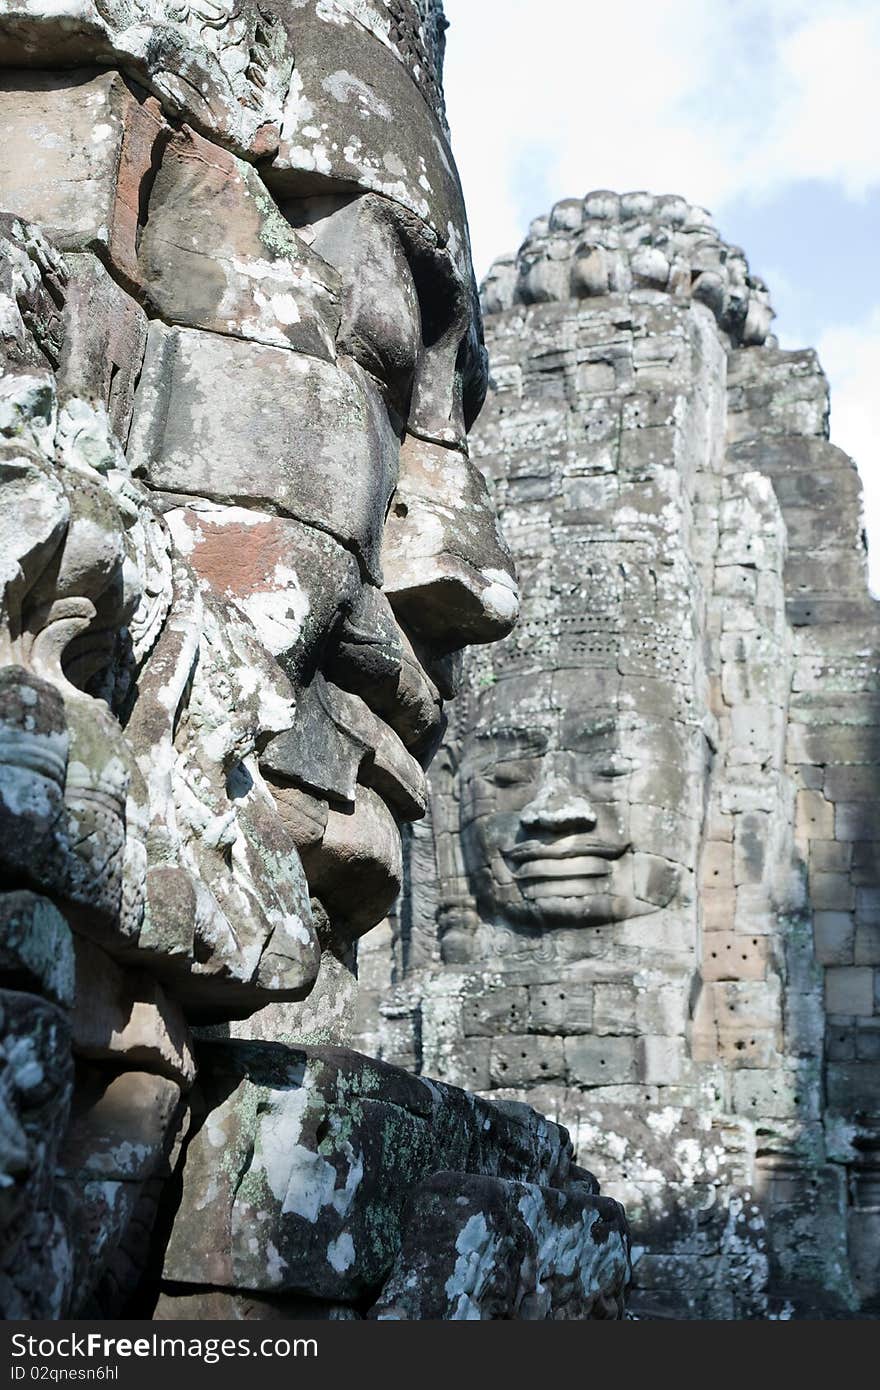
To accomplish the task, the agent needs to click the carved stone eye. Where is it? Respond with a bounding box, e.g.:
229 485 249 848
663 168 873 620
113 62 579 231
491 760 536 788
594 758 632 780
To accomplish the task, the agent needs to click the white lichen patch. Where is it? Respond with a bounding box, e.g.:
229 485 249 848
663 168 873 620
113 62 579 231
443 1213 498 1320
327 1232 355 1272
479 567 520 625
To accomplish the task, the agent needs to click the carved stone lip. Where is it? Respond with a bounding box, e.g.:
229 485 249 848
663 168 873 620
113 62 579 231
514 858 613 882
505 836 629 864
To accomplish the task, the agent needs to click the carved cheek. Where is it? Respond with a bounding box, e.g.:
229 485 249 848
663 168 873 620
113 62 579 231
461 808 516 897
595 798 630 843
164 506 362 684
482 810 523 867
129 325 396 587
459 777 490 827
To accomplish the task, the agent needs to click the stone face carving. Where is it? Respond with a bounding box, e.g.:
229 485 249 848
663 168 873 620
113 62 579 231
356 192 880 1319
0 4 630 1320
455 614 700 935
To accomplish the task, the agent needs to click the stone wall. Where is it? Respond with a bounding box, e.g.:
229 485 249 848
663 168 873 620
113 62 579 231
355 190 880 1318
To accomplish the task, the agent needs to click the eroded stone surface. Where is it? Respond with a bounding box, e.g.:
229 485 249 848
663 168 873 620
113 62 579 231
0 70 169 294
0 2 293 159
162 1042 575 1300
371 1172 629 1319
356 193 880 1319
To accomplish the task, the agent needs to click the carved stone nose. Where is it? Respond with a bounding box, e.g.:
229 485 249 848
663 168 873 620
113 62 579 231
382 434 520 650
519 776 597 834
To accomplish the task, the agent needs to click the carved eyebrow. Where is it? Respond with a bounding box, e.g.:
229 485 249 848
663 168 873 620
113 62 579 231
473 727 548 746
573 719 618 738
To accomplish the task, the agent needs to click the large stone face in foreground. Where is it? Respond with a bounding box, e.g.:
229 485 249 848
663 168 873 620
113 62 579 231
0 3 630 1323
356 191 880 1319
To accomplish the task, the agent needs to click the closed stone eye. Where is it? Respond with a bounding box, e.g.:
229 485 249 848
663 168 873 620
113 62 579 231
491 759 539 787
493 768 526 787
593 759 632 779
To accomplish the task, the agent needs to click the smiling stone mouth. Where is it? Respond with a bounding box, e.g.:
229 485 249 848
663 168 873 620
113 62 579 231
505 836 629 866
505 838 629 883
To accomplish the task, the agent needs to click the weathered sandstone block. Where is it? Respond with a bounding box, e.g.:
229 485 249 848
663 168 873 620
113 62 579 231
163 1043 575 1300
0 70 168 294
371 1172 629 1320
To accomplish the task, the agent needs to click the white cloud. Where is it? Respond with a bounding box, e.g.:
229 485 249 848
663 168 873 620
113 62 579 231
765 12 880 198
442 0 880 275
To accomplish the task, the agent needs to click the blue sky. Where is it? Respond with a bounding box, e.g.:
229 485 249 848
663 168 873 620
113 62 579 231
441 0 880 587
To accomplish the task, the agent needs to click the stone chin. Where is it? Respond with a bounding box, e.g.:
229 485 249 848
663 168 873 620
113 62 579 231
274 780 404 939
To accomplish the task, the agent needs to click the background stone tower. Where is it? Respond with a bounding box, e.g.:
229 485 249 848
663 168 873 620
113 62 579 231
356 190 880 1318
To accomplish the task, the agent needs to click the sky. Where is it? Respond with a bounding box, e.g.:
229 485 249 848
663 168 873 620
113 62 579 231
441 0 880 589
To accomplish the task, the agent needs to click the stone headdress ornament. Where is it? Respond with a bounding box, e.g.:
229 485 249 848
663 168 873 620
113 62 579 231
482 189 776 347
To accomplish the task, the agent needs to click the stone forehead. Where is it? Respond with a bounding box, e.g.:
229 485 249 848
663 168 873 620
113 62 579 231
273 0 474 283
456 703 703 771
459 641 700 734
0 2 462 259
480 188 775 347
462 707 683 740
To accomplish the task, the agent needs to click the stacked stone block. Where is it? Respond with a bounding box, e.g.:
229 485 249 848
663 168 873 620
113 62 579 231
727 345 880 1311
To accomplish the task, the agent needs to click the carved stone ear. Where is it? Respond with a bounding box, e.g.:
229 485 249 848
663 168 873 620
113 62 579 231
0 445 68 656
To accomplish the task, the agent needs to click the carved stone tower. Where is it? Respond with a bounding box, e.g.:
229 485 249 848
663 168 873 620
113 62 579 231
357 190 880 1318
